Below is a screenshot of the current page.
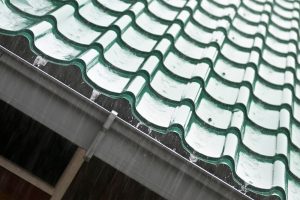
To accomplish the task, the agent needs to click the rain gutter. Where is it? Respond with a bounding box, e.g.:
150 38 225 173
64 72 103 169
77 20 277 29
0 46 252 200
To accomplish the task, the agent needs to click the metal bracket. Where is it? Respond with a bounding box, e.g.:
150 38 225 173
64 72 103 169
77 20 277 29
84 110 118 161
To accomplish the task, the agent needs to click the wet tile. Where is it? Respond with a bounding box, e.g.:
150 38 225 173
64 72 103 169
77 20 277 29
87 62 130 93
164 51 196 79
232 17 257 35
184 21 213 44
0 1 32 30
79 2 117 27
136 92 174 127
262 48 286 69
175 35 204 60
254 79 282 106
242 124 276 156
136 12 168 35
290 150 300 179
185 121 225 158
150 70 186 101
214 57 245 83
148 0 178 21
206 75 239 105
104 42 144 72
236 151 273 189
10 0 55 16
122 26 157 52
1 0 299 198
221 42 250 64
196 97 232 129
248 100 280 130
238 5 260 23
258 62 285 86
97 0 130 12
288 179 300 200
291 122 300 149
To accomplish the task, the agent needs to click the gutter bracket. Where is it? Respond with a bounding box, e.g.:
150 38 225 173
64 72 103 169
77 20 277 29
84 110 118 162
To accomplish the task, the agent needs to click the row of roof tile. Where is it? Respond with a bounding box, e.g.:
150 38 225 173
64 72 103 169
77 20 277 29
1 0 300 199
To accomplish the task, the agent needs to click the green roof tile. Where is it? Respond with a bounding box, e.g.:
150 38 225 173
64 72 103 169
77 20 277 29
1 0 300 199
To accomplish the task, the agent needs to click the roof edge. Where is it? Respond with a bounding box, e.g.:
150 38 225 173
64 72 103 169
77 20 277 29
0 46 251 200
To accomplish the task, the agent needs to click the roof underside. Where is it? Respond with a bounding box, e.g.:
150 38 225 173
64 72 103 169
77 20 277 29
0 0 300 199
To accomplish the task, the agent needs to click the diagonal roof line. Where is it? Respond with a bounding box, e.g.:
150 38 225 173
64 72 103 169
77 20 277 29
0 45 252 200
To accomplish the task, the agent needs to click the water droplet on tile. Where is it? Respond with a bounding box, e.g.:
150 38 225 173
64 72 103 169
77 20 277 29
154 136 160 142
136 122 142 129
189 153 198 163
245 182 249 187
233 108 239 112
241 182 249 193
33 55 47 67
240 185 247 193
89 89 100 101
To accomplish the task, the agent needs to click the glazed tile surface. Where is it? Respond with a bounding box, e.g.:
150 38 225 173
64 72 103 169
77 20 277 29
0 0 300 199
